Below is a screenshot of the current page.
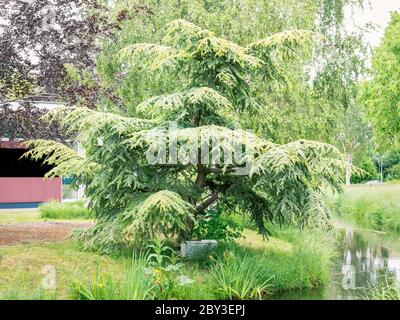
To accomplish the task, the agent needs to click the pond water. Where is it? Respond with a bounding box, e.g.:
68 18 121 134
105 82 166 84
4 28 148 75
275 225 400 300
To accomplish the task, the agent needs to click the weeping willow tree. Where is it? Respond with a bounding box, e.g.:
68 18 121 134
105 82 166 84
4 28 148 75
26 20 345 252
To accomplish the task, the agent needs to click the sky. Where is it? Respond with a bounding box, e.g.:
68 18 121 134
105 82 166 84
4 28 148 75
345 0 400 47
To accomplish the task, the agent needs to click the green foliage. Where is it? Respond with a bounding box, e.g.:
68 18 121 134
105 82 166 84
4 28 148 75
369 150 400 181
122 191 196 243
23 139 97 180
336 102 374 161
360 12 400 149
332 184 400 233
27 19 345 251
387 163 400 181
0 72 34 101
259 226 334 291
206 226 334 298
39 201 89 220
351 157 379 184
145 238 192 299
73 270 119 300
1 287 49 300
72 253 155 300
0 223 334 300
97 0 321 113
192 208 244 242
211 250 272 300
73 240 195 300
368 278 400 300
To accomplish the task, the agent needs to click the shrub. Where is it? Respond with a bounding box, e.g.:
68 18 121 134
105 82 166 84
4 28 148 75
192 208 244 242
387 163 400 180
145 238 191 300
351 157 379 184
39 201 89 220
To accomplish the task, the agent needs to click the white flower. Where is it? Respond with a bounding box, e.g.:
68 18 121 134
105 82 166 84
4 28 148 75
176 275 194 286
143 267 155 275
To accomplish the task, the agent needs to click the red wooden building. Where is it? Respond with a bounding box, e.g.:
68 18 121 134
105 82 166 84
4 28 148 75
0 140 62 209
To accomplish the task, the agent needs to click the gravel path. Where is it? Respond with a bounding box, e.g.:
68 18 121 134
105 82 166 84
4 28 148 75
0 221 94 245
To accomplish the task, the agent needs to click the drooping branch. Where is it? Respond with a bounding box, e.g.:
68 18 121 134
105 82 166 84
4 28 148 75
196 191 219 214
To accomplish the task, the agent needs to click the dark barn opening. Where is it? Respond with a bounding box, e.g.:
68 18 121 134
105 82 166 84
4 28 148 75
0 146 61 208
0 148 53 177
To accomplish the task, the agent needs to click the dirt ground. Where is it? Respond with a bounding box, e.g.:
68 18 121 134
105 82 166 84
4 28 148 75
0 221 94 245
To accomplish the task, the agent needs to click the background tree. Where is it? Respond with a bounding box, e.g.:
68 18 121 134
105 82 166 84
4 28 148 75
1 1 186 143
335 102 373 187
27 20 345 252
0 0 122 140
1 0 368 144
95 0 323 115
0 0 115 102
360 12 400 150
252 0 369 145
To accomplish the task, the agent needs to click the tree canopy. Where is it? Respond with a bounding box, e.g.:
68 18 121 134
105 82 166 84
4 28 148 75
27 19 345 252
360 12 400 149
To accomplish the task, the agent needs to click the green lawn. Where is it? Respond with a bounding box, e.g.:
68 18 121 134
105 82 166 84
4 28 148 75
0 209 91 225
0 241 123 299
0 210 42 224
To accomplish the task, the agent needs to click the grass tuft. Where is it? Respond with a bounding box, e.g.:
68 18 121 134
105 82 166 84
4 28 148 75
368 277 400 300
72 253 154 300
39 201 89 220
331 184 400 233
210 249 272 299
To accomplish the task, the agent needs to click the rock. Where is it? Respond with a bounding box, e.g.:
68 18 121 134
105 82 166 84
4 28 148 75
181 240 218 259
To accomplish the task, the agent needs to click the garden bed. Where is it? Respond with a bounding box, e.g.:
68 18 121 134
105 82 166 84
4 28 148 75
0 221 93 245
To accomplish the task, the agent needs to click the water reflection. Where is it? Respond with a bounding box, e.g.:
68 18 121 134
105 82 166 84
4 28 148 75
334 228 400 299
274 227 400 300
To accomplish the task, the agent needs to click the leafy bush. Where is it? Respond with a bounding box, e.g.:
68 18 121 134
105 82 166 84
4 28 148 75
387 163 400 180
351 157 379 184
192 209 244 242
39 201 89 220
210 249 271 300
145 238 192 300
372 150 400 181
73 270 119 300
